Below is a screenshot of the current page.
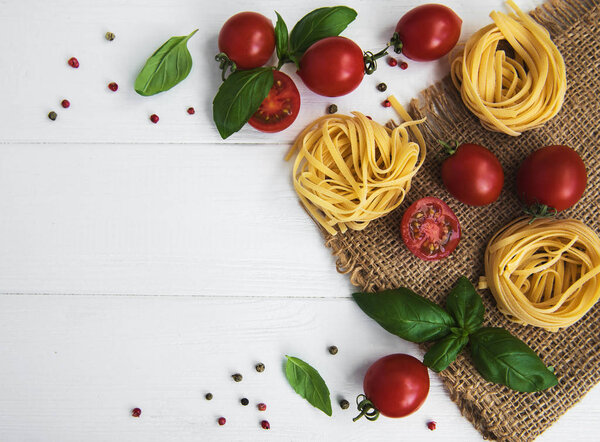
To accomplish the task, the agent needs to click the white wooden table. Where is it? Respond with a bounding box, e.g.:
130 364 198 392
1 0 599 440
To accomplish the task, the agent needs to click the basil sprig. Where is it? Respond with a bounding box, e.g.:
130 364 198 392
212 67 274 139
353 288 455 342
285 356 332 416
135 29 198 96
354 277 558 392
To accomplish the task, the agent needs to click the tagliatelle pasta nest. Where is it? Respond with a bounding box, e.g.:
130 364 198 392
285 96 426 235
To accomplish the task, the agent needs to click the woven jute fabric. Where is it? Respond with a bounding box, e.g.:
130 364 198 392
322 1 600 440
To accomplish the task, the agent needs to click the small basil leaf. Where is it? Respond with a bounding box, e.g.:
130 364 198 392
134 29 198 96
274 11 290 63
289 6 357 58
285 356 332 416
353 288 456 343
212 67 274 139
446 277 485 334
469 327 558 392
424 332 469 372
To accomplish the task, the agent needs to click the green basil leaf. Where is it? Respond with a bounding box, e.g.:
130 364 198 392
423 332 468 372
134 29 198 96
469 327 558 392
212 67 274 139
274 11 290 63
285 356 332 416
289 6 357 58
353 288 456 343
446 276 485 334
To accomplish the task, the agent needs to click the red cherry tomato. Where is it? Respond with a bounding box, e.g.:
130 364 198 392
401 197 461 261
218 12 275 69
298 36 364 97
393 4 462 62
516 145 587 212
441 143 504 206
363 354 429 418
248 70 300 133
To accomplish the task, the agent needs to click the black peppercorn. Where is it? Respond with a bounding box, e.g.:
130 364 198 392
105 32 116 41
205 393 213 400
328 346 338 355
327 104 338 114
48 111 57 121
377 83 387 92
232 373 243 382
340 399 350 409
241 398 249 406
255 363 265 373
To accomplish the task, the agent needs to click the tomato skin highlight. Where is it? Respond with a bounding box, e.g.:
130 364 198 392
516 145 587 212
401 197 461 261
363 354 429 418
394 4 462 61
441 143 504 206
218 12 275 70
248 70 300 133
298 36 365 97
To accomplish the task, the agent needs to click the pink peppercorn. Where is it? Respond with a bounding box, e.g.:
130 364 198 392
68 57 79 68
218 417 226 426
61 99 70 109
257 403 267 411
427 421 436 430
131 408 141 418
261 420 270 430
150 114 159 124
108 82 118 92
187 107 195 115
382 100 391 108
366 116 372 120
387 57 398 67
400 61 408 70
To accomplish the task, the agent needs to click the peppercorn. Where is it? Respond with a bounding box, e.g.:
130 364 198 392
382 100 391 108
328 346 338 355
340 399 350 410
205 393 213 400
105 32 116 41
48 111 57 121
399 61 408 70
232 373 243 382
68 57 79 68
187 107 195 115
131 408 141 418
255 363 265 373
387 57 398 67
241 398 249 406
108 82 118 92
366 116 373 120
150 114 159 124
327 104 338 114
218 417 226 426
257 403 267 411
261 420 270 430
377 83 387 92
427 421 437 431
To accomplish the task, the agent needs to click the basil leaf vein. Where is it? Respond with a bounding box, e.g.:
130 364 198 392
352 288 456 343
446 276 485 334
212 67 274 139
469 327 558 392
134 29 198 96
285 356 332 416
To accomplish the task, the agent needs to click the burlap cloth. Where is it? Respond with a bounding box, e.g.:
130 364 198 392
322 0 600 440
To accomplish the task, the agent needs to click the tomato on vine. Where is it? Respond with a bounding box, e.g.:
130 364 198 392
354 354 430 421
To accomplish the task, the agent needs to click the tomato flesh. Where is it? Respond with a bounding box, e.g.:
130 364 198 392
248 70 300 133
516 145 587 212
363 354 429 418
298 36 364 97
401 197 461 261
218 12 275 69
394 4 462 61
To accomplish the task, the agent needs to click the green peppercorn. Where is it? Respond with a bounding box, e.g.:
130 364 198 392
232 373 243 382
327 104 338 114
205 393 213 400
48 111 57 121
377 83 387 92
255 363 265 373
241 398 249 406
328 346 338 355
105 32 116 41
340 399 350 410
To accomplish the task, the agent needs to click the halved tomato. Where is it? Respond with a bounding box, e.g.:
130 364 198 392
248 70 300 133
401 197 461 261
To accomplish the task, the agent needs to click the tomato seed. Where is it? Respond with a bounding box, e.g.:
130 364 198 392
68 57 79 68
150 114 159 124
218 417 226 426
387 57 398 67
61 99 70 109
108 82 118 92
131 408 141 418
